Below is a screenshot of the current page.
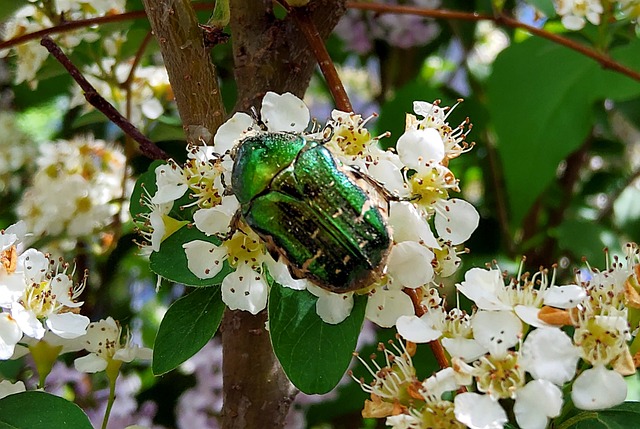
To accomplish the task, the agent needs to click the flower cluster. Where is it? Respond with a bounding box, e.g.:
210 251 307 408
68 53 172 129
554 0 640 32
0 221 151 416
140 91 478 326
356 244 640 429
0 221 89 359
16 134 129 244
334 0 441 54
0 0 126 87
0 112 37 194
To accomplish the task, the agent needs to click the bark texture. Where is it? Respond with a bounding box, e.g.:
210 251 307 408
142 0 225 143
229 0 346 111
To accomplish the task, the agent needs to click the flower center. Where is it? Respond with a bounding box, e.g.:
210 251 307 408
225 229 264 269
475 352 524 399
184 158 224 209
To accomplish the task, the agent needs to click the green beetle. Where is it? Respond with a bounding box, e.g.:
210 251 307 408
230 132 392 293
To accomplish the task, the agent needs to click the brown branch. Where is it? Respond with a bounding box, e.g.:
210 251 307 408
0 3 214 51
285 3 353 112
403 288 450 369
40 36 168 160
347 2 640 83
142 0 225 144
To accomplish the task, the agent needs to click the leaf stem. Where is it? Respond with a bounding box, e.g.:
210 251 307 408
282 1 353 112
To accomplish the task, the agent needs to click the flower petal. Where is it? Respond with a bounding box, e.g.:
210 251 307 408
397 128 445 168
307 284 354 324
261 92 309 133
151 163 187 204
74 353 108 373
520 327 579 385
388 201 439 248
435 198 479 244
365 287 414 328
183 240 227 279
396 315 442 343
193 196 238 236
472 310 521 357
213 112 254 155
571 364 627 410
514 380 562 429
0 313 22 359
543 284 586 309
46 313 90 339
221 264 268 315
387 241 434 288
454 392 507 429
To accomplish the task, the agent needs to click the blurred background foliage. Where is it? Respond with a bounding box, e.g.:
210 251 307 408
0 0 639 427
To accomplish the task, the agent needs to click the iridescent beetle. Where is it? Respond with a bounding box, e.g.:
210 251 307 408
230 132 393 293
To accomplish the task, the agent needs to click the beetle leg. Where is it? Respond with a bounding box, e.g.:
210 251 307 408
347 164 400 203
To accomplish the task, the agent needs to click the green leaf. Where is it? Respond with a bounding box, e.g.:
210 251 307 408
0 391 92 428
268 286 367 394
560 402 640 428
149 224 230 286
527 0 556 17
0 0 30 21
487 37 640 228
153 287 225 375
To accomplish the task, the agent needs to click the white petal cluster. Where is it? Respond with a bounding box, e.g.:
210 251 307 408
68 57 171 129
0 222 90 359
367 244 640 429
144 92 480 327
0 112 37 194
74 317 152 373
555 0 604 30
16 135 129 243
0 1 126 87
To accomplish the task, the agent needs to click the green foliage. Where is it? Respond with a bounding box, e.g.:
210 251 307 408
0 392 93 428
269 286 367 394
488 37 640 229
153 287 225 375
559 402 640 428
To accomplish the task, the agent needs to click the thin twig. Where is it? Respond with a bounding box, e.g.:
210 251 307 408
40 36 168 160
403 288 450 369
283 2 353 112
347 2 640 83
0 3 214 51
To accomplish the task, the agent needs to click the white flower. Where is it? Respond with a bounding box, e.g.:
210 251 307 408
556 0 604 30
74 317 152 373
454 392 507 429
571 364 627 410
